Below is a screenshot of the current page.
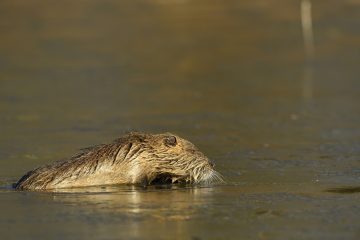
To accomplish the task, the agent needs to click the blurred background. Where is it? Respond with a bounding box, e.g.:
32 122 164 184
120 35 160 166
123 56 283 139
0 0 359 239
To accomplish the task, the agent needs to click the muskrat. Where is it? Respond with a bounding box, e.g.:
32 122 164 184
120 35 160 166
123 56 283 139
15 132 223 190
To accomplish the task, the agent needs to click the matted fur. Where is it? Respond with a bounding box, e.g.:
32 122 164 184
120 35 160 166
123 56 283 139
15 132 222 190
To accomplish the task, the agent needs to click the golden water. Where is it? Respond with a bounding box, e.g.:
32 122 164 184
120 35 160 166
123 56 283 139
0 0 359 239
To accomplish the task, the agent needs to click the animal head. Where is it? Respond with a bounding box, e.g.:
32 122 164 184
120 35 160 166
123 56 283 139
118 132 223 185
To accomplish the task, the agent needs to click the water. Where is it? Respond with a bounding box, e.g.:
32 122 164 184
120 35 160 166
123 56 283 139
0 0 359 239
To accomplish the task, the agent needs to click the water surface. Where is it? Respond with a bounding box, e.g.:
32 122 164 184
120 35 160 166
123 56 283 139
0 0 359 239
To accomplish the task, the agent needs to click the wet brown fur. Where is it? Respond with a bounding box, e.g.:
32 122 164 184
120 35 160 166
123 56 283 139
15 132 222 190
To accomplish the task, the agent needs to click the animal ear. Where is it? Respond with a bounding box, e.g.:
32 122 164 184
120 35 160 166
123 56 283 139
164 136 177 147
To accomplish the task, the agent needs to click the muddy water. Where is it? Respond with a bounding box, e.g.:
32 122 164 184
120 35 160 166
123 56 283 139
0 0 359 239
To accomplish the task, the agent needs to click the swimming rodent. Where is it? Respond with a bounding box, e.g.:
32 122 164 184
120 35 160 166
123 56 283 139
14 132 223 190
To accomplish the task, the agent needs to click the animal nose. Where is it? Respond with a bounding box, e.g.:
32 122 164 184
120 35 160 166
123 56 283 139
209 160 215 168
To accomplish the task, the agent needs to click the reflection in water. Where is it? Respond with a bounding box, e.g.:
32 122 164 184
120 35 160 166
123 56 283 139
48 185 215 239
51 185 214 221
301 0 315 101
302 64 313 100
301 0 315 58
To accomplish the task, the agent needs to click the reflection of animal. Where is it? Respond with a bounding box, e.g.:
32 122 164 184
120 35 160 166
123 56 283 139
15 132 222 190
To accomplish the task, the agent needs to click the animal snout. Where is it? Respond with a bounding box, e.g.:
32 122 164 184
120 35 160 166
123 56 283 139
209 160 215 168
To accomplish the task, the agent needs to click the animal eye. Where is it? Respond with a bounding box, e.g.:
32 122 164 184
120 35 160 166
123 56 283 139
164 136 177 147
